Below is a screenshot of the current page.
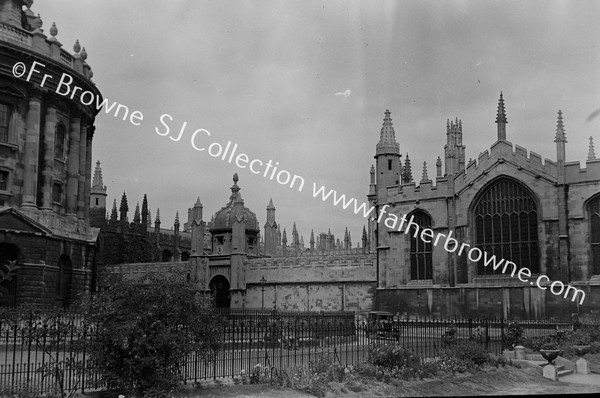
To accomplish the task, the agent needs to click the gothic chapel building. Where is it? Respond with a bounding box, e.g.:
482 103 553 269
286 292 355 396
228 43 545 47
370 94 600 319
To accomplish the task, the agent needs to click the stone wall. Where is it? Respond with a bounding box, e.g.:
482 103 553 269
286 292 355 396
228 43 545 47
0 231 93 307
376 284 600 320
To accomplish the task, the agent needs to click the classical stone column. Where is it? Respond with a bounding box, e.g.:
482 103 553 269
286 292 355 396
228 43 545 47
77 121 87 219
66 116 81 216
41 105 57 210
21 94 42 208
83 126 94 222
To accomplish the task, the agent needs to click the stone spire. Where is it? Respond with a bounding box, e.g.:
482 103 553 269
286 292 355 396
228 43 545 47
141 194 149 226
109 198 118 223
376 109 400 156
92 160 104 189
292 222 300 248
496 91 507 141
555 110 567 184
344 227 349 249
154 208 161 233
402 153 413 183
362 225 368 253
421 161 429 182
175 211 180 228
436 156 442 177
133 202 141 223
310 229 315 251
119 192 128 222
589 136 596 160
554 110 566 143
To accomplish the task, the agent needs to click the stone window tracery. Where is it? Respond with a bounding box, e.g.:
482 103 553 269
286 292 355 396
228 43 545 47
409 210 433 280
473 178 539 275
589 196 600 275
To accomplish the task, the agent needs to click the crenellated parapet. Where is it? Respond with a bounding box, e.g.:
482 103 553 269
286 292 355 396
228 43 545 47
382 177 450 205
564 159 600 183
246 252 375 270
461 140 558 183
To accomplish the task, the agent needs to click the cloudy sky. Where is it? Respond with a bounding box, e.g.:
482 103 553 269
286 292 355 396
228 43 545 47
34 0 600 244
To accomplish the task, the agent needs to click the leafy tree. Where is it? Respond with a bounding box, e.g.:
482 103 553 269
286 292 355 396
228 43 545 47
87 272 223 396
0 259 19 297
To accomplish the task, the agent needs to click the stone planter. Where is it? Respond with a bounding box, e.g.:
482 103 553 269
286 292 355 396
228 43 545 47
539 349 560 365
573 345 591 357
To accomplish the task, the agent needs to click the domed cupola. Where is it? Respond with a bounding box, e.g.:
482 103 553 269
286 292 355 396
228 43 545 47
209 174 260 255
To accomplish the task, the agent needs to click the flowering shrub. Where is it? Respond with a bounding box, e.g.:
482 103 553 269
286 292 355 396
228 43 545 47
368 343 421 369
249 364 263 384
390 360 438 380
504 321 524 348
436 355 471 374
87 272 224 396
291 367 330 398
441 340 489 366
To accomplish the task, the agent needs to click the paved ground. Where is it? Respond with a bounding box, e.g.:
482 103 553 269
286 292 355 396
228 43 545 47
559 372 600 386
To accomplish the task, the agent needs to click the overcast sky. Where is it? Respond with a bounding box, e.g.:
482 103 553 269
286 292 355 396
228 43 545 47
34 0 600 244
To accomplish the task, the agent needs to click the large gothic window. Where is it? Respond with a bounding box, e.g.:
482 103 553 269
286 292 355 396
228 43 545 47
589 196 600 276
473 178 539 275
409 211 433 280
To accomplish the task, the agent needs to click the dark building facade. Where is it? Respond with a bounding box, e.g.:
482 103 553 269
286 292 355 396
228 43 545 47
0 0 101 306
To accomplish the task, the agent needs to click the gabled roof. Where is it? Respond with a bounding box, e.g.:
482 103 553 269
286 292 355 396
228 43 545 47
0 207 53 236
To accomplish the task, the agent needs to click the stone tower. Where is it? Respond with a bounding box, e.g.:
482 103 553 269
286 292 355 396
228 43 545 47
190 197 205 254
375 110 401 202
264 198 277 255
444 117 466 176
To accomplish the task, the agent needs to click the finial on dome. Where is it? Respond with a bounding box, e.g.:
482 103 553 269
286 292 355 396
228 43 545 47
73 39 81 54
80 47 88 61
49 22 57 38
233 173 239 184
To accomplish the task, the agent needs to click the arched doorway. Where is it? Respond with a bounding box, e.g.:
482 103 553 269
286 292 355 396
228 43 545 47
0 243 20 307
161 249 173 262
209 275 230 308
56 255 73 308
181 251 190 261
